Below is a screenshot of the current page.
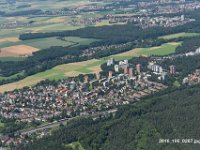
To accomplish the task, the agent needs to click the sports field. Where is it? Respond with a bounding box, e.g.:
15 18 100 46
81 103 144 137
0 42 181 93
159 32 200 40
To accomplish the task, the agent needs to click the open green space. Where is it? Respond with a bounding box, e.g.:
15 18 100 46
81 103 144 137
0 42 181 93
0 0 104 13
159 32 200 40
0 36 98 49
137 42 181 56
0 24 83 39
19 36 97 49
0 57 25 62
106 42 181 60
0 0 113 41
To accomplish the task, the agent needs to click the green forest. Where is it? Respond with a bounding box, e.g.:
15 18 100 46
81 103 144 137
16 85 200 150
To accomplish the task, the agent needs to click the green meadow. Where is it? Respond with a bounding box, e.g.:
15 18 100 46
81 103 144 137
0 37 98 49
159 32 200 40
137 42 181 56
0 57 25 62
106 42 181 60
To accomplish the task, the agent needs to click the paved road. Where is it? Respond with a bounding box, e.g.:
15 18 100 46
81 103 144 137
20 109 117 135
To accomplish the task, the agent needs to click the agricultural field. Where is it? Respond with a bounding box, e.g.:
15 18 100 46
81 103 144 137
0 0 103 13
0 0 109 29
0 57 25 62
0 42 181 93
0 16 83 39
0 45 39 57
0 0 122 40
0 0 131 61
137 42 181 56
0 36 98 59
0 36 97 50
0 37 19 42
108 42 181 60
159 32 200 40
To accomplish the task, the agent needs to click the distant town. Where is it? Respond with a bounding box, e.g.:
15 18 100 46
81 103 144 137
1 0 200 29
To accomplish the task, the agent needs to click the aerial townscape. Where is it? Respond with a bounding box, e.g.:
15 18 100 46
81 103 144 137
1 0 200 150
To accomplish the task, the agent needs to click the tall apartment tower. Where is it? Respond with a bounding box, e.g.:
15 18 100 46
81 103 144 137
96 73 100 80
124 65 128 74
84 75 89 83
129 68 133 78
108 71 113 79
114 65 119 72
136 64 141 75
170 65 176 75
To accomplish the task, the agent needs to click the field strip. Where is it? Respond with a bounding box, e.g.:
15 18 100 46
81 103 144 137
159 32 200 40
0 45 39 57
0 37 20 42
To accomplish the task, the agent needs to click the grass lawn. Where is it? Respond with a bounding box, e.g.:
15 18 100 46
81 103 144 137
159 32 200 40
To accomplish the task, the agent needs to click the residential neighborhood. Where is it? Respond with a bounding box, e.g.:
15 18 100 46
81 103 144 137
0 57 171 147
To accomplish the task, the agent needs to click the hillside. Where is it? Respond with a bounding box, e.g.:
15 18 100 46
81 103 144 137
17 85 200 150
